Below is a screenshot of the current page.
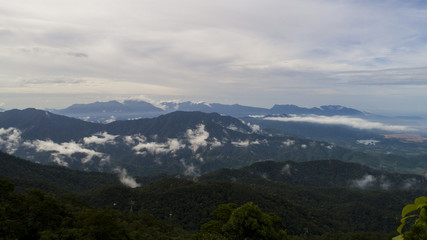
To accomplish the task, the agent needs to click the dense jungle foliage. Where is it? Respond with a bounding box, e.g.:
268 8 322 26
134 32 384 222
1 150 426 239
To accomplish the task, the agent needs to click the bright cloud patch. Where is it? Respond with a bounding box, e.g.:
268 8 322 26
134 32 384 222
231 139 261 147
282 139 295 147
264 115 410 132
114 168 141 188
352 174 376 189
23 139 107 166
0 127 22 154
132 138 185 155
247 123 261 133
357 139 380 145
127 124 218 155
210 137 222 148
83 132 119 145
186 124 209 152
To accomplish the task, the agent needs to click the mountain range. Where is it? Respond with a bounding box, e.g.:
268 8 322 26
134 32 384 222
51 100 366 123
49 100 427 158
1 100 425 239
1 108 426 177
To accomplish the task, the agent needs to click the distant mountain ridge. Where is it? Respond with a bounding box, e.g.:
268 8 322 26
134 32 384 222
270 104 364 116
51 100 366 123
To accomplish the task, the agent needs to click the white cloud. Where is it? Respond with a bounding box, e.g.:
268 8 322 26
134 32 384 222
119 95 167 110
247 123 261 133
231 139 261 147
282 139 295 147
105 115 116 124
352 174 376 189
209 137 222 148
168 138 185 152
113 167 141 188
23 139 107 165
131 134 185 155
123 134 146 146
83 132 118 145
186 124 209 152
0 127 22 154
264 115 411 132
300 144 307 149
227 124 239 131
357 139 380 145
180 159 199 177
281 164 292 176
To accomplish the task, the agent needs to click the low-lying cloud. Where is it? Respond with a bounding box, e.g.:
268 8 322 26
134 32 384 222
133 138 185 155
83 132 118 145
126 125 221 155
351 174 393 190
0 127 22 154
282 139 295 147
231 139 261 147
114 168 141 188
180 159 199 177
281 164 292 176
186 124 209 152
23 139 108 166
264 115 410 132
352 174 376 189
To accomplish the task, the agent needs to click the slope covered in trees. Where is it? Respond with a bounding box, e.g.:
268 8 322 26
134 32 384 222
1 150 425 239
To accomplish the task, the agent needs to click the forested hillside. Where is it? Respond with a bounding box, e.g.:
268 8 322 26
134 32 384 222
1 151 424 239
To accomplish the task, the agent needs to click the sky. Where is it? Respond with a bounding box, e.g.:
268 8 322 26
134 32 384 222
1 0 427 115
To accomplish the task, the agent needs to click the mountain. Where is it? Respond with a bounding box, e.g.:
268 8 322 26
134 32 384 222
0 108 102 142
200 160 423 190
161 101 270 117
1 108 425 176
0 150 119 193
84 169 421 235
270 104 364 116
52 100 164 122
52 100 370 123
0 150 421 238
106 111 253 138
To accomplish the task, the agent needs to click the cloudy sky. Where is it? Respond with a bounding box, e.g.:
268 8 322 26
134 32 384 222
1 0 427 114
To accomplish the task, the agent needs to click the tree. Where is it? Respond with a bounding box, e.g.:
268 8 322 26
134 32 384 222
393 196 427 240
194 202 289 240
